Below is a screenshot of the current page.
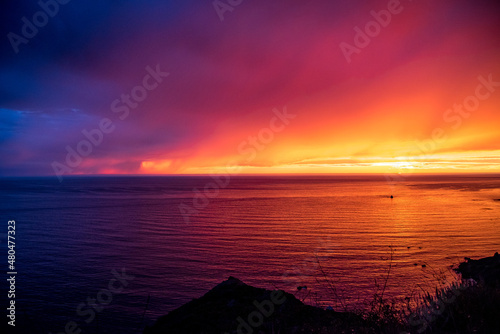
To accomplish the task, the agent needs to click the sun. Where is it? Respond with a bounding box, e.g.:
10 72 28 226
392 161 416 170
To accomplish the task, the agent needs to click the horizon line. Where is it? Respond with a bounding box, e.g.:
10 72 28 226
2 172 500 178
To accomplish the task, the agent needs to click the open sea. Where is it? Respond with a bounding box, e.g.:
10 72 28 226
1 175 499 333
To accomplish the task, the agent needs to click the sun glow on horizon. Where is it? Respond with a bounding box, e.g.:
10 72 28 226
136 150 500 175
1 1 499 177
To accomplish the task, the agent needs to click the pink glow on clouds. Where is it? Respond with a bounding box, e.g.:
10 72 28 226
1 0 500 176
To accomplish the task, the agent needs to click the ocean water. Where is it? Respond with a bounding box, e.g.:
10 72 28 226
1 175 499 333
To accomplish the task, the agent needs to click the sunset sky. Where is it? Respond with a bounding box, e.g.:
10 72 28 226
1 0 500 177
